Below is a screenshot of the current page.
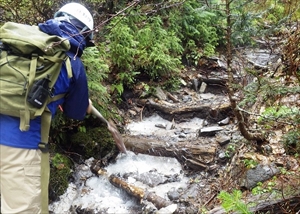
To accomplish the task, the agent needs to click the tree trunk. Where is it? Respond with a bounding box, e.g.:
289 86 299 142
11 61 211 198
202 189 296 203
109 174 174 209
123 135 217 170
138 98 232 123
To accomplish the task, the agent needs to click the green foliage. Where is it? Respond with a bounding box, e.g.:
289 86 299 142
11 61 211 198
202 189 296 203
50 153 73 198
218 190 251 214
82 46 111 105
168 0 220 65
105 13 183 92
224 143 236 158
230 7 262 46
137 17 182 79
251 179 276 195
162 76 182 91
264 86 300 99
238 80 260 108
282 131 300 155
258 106 300 124
50 111 83 145
243 159 258 169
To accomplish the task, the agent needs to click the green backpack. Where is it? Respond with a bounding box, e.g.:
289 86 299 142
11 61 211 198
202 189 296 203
0 22 72 133
0 22 74 212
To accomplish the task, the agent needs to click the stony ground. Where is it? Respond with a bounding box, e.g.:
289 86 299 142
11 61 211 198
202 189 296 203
117 59 300 213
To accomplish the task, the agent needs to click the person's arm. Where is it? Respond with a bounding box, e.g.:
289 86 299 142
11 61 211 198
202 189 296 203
62 55 89 120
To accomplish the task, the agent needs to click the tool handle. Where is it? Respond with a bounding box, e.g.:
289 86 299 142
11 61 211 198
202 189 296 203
90 105 108 125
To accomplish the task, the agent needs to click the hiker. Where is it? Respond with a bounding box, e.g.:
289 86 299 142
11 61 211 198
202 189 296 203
0 2 95 213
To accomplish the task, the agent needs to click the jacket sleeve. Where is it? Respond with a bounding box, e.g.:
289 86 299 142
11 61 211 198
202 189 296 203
62 55 89 120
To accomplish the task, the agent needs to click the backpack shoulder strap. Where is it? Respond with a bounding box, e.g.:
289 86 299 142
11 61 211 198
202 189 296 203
39 55 72 214
19 53 39 131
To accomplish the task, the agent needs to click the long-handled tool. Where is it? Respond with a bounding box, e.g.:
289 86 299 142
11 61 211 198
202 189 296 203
91 106 127 154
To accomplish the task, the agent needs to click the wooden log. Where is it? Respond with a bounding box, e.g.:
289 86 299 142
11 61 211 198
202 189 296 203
101 173 172 209
138 98 232 122
109 174 173 209
123 135 217 170
109 174 145 199
90 163 174 210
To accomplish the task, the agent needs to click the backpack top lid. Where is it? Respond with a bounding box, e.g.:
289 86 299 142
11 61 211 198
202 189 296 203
0 22 70 55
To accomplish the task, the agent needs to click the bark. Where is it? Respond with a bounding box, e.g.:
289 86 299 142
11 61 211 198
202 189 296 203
90 164 174 209
123 135 217 170
138 98 232 123
109 175 173 209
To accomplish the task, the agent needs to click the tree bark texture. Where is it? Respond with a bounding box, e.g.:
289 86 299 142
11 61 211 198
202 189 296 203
138 98 232 123
123 135 217 170
109 174 174 209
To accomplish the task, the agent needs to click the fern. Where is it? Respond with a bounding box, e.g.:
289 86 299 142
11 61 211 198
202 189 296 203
218 190 252 214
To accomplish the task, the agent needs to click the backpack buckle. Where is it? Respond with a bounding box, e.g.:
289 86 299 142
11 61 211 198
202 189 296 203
38 142 49 153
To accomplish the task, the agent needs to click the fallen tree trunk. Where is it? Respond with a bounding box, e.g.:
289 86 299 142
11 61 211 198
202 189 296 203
138 98 232 123
123 135 217 170
90 163 174 210
109 174 173 210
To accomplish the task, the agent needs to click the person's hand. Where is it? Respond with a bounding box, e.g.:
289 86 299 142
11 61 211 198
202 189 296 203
86 99 93 114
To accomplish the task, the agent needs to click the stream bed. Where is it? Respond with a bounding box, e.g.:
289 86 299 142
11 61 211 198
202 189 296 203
49 115 200 213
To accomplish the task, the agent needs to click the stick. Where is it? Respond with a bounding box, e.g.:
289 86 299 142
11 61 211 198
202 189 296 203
90 106 127 153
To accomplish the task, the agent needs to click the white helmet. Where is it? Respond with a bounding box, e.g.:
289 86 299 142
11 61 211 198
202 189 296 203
54 2 94 38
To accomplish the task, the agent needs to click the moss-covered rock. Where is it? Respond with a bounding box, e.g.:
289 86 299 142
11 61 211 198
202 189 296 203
70 126 116 159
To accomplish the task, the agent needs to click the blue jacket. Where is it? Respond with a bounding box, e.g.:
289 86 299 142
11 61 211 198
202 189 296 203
0 20 89 149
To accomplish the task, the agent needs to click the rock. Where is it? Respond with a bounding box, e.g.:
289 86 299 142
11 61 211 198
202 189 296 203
157 204 177 214
191 78 200 91
199 82 207 93
142 201 157 214
217 117 230 126
216 135 231 146
199 93 215 100
240 163 280 189
135 171 169 187
167 188 180 201
180 78 187 86
154 87 167 100
180 183 200 202
218 151 227 161
155 123 167 129
178 133 187 138
198 126 223 137
182 95 192 102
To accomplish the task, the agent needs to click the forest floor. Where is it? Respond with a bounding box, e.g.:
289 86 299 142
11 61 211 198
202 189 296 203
117 55 300 213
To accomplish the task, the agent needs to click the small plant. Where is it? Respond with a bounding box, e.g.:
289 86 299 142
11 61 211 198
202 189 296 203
251 178 277 195
243 159 258 169
218 189 251 214
224 144 236 158
282 130 300 155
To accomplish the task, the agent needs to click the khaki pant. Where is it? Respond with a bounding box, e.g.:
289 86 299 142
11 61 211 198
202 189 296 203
0 145 43 214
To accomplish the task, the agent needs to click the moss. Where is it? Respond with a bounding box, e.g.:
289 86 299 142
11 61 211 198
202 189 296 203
70 126 116 159
49 153 73 201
